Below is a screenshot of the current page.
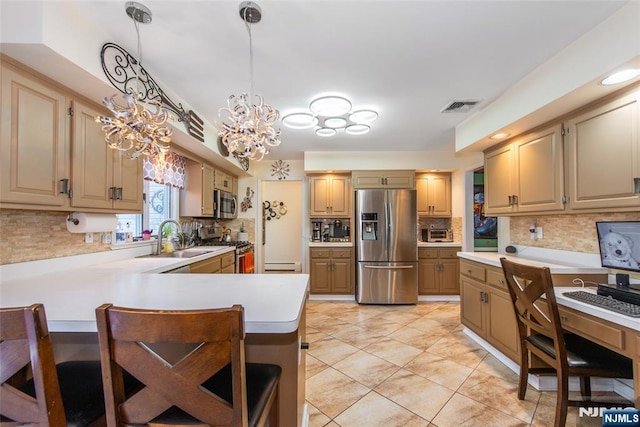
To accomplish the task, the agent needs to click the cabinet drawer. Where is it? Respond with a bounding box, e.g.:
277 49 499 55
310 249 330 258
439 247 460 258
190 256 222 274
331 249 352 259
460 260 486 282
559 307 625 352
486 267 508 291
221 252 235 269
418 248 438 259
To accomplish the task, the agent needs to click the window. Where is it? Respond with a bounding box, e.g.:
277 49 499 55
115 151 186 243
116 180 179 242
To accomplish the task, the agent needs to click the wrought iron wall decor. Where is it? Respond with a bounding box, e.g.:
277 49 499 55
263 200 287 220
271 160 290 180
241 187 254 212
100 42 205 142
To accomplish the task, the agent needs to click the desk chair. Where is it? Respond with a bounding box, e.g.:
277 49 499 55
95 303 280 427
500 258 633 427
0 304 106 426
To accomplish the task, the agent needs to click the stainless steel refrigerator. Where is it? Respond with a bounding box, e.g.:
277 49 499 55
355 189 418 304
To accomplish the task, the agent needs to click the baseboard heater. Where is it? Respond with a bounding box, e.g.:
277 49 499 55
264 262 301 272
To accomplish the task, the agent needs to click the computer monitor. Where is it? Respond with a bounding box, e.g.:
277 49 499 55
596 221 640 273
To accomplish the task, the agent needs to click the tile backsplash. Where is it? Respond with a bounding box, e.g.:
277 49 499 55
510 212 640 253
0 209 110 265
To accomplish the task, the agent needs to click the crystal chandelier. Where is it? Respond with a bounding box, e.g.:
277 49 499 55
218 1 281 162
96 1 172 160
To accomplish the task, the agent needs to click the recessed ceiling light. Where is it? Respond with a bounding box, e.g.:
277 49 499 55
282 113 318 129
324 117 348 129
601 69 640 85
345 124 370 135
309 96 352 116
349 110 378 123
316 127 336 137
490 132 510 140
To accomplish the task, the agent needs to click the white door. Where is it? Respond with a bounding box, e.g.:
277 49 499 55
261 180 304 273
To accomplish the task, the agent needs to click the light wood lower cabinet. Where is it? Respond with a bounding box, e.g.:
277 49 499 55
460 259 520 361
188 251 235 274
309 247 354 294
418 247 460 295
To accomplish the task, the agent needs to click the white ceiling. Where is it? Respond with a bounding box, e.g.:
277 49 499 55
4 1 631 160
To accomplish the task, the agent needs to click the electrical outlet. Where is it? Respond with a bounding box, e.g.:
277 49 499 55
536 226 543 239
100 232 112 244
85 232 93 243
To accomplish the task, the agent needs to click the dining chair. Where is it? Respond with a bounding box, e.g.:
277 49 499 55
500 258 634 427
95 303 281 427
0 304 107 426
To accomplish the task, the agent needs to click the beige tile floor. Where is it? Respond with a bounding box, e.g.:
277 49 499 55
305 300 624 427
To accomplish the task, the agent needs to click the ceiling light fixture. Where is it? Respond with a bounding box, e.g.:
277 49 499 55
282 95 378 137
490 132 510 140
600 69 640 86
218 1 281 162
95 1 172 160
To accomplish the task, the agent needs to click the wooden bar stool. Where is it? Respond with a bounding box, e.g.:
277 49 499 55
95 303 280 427
0 304 107 426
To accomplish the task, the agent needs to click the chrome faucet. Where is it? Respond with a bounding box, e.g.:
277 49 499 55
157 219 181 254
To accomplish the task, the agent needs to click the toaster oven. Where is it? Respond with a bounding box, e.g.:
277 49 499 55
422 228 453 242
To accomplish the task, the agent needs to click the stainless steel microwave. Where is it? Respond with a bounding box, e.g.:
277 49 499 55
214 190 237 219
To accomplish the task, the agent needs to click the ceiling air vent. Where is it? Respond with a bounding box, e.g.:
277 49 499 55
440 99 480 113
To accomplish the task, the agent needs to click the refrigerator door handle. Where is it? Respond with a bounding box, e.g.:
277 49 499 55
363 265 415 269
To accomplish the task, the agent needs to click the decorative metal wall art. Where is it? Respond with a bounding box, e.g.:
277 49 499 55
234 152 250 171
241 187 254 212
271 160 290 180
100 42 205 142
263 200 287 220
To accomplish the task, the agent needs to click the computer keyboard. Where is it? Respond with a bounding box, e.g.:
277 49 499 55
563 291 640 318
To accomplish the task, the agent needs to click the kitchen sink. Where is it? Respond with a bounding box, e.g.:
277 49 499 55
137 249 217 259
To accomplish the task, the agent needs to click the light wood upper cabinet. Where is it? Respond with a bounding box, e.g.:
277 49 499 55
352 170 415 189
565 90 640 210
484 124 564 215
214 169 233 192
0 61 70 208
309 174 351 216
181 161 215 217
70 101 142 212
416 173 451 217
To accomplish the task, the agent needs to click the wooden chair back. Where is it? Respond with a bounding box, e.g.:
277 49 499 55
500 257 567 368
0 304 66 425
95 303 248 426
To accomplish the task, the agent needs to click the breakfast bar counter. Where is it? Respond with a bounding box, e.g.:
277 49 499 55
0 256 310 426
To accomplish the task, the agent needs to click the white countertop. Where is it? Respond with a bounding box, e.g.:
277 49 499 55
309 242 353 247
0 249 309 335
555 287 640 331
418 242 462 247
457 251 607 275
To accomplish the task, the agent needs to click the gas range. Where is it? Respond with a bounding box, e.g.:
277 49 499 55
201 240 254 255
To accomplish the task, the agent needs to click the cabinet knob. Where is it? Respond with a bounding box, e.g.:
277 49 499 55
300 342 310 350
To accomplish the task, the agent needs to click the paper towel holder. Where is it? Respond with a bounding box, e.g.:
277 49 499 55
67 213 80 226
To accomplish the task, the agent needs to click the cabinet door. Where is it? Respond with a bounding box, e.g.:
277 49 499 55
485 287 519 361
439 258 460 294
190 256 222 273
460 276 485 334
214 169 233 191
566 91 640 210
514 125 564 213
484 144 515 215
113 153 143 212
418 258 438 294
202 164 215 216
332 258 353 294
0 64 69 207
309 176 330 216
71 100 113 209
309 258 331 293
416 178 430 215
383 171 415 189
351 171 383 189
417 174 451 216
329 176 350 216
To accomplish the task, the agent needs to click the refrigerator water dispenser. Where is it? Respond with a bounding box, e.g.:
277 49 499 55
361 213 378 240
